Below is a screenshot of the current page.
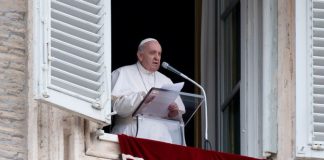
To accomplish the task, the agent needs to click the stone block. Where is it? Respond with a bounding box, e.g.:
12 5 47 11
0 0 26 12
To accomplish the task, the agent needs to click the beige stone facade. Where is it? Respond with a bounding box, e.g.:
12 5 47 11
0 0 27 159
1 1 120 159
0 0 320 160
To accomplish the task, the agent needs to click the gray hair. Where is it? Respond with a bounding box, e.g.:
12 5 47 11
137 38 158 52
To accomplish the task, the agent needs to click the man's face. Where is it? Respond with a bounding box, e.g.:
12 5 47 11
137 41 162 72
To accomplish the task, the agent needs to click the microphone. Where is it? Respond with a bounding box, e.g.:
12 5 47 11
162 62 183 76
162 62 209 149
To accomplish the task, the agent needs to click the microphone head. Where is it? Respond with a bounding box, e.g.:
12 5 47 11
162 62 169 69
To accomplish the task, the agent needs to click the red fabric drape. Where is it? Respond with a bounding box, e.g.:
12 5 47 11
118 134 264 160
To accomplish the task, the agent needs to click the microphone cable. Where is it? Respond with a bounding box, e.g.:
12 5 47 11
135 116 139 137
204 139 213 150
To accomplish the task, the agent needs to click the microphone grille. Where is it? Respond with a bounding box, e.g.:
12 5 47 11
162 62 169 69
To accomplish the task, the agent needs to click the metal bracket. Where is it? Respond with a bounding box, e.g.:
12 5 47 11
296 146 305 154
104 111 117 124
96 129 105 136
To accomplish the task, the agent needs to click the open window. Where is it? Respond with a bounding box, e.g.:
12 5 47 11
33 0 112 125
212 0 267 157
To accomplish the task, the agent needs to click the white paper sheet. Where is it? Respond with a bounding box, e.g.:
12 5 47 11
161 82 184 92
133 82 184 118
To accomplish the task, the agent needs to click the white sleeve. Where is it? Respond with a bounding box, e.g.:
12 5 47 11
175 96 185 114
112 92 146 117
111 68 146 117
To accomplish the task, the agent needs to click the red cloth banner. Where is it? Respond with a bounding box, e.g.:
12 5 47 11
118 134 264 160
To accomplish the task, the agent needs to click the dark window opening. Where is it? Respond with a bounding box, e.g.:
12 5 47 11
106 0 197 147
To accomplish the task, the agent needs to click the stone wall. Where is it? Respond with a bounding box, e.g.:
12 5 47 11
277 0 296 159
0 0 27 159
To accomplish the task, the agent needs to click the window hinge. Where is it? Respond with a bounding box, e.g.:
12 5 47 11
106 111 117 117
48 56 54 62
105 111 117 123
91 99 102 110
311 144 324 151
42 92 49 98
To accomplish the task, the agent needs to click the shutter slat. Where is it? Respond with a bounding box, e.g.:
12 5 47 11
313 37 324 47
314 94 324 104
314 28 324 38
83 0 100 5
314 18 324 28
313 75 324 85
51 9 101 33
51 19 100 43
314 113 324 122
315 104 324 113
314 66 324 76
314 47 324 56
51 47 101 71
314 84 324 94
314 9 324 19
51 57 101 81
51 28 102 52
51 77 100 99
314 123 324 132
314 0 324 10
51 67 101 90
314 132 324 142
57 0 102 14
52 0 100 24
51 38 101 62
314 56 324 66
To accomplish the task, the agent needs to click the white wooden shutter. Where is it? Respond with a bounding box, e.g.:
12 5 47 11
312 0 324 149
34 0 112 125
296 0 324 158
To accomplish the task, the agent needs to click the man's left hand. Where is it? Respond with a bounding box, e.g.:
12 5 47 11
168 103 179 118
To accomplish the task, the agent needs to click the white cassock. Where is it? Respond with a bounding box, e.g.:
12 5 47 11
111 62 185 143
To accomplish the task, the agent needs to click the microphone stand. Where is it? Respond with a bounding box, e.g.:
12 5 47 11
177 73 209 150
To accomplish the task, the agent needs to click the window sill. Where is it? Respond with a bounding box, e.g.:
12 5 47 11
85 121 120 159
99 133 119 142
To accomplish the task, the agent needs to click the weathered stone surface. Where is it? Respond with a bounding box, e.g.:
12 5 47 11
0 1 27 160
5 12 24 21
0 46 9 52
8 49 25 56
0 0 26 12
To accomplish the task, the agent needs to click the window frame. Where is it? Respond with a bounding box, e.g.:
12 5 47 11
260 0 278 157
240 0 264 157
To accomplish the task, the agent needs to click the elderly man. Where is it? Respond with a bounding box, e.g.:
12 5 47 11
111 38 185 143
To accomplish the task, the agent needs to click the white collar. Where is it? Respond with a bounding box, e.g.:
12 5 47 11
136 61 155 75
